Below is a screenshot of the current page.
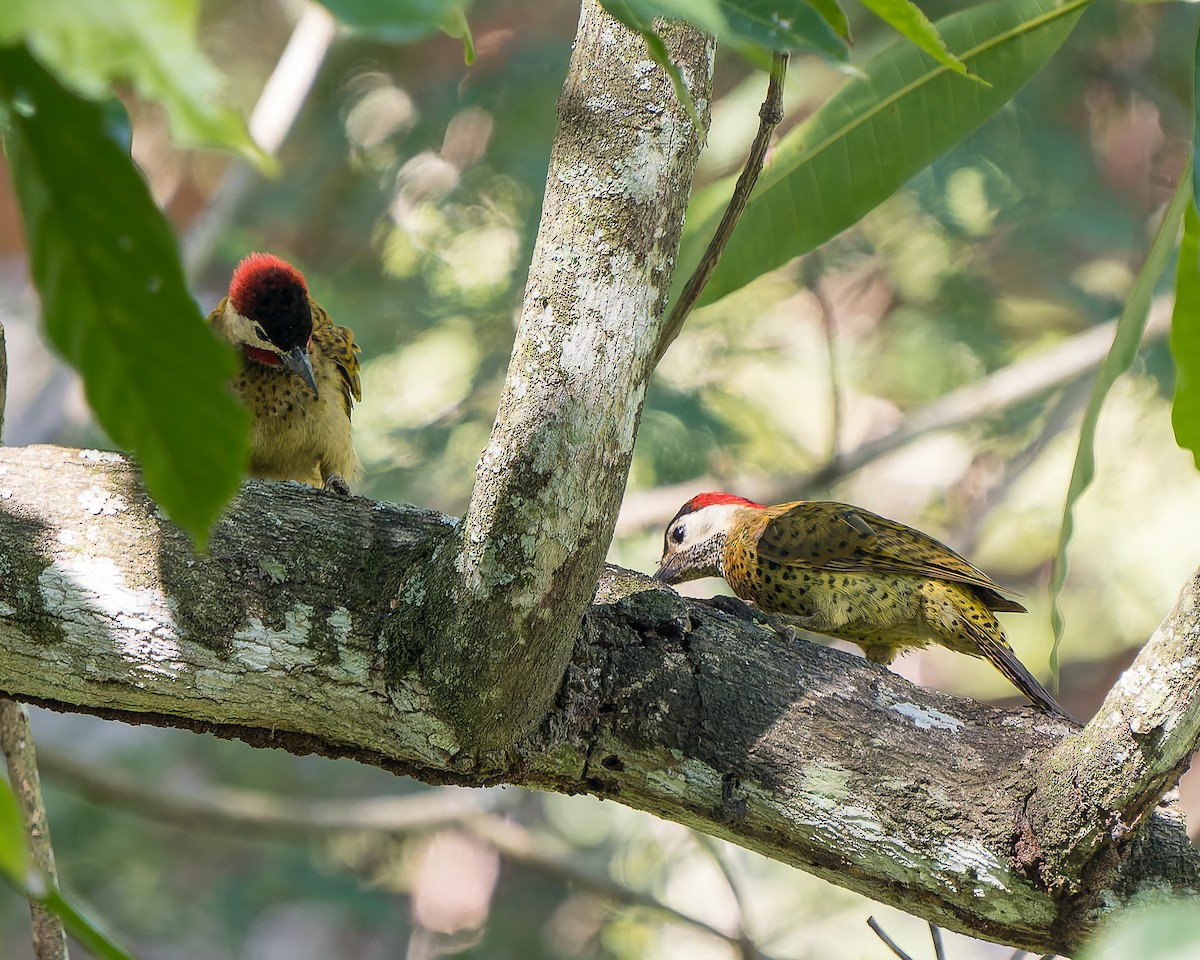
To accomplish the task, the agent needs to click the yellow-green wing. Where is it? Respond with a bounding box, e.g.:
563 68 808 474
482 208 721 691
311 301 362 416
758 501 1024 612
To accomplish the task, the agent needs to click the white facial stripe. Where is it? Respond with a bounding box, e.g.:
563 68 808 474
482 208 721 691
679 503 742 545
221 302 281 353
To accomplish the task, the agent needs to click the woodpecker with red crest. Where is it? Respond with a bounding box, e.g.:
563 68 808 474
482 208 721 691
208 253 362 493
655 492 1071 720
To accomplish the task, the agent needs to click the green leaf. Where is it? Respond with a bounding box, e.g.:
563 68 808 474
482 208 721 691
0 45 251 546
0 0 266 165
808 0 851 41
41 888 137 960
314 0 476 59
0 777 28 885
602 0 849 60
1171 202 1200 468
1082 899 1200 960
859 0 968 75
674 0 1089 309
720 1 847 59
1050 170 1192 677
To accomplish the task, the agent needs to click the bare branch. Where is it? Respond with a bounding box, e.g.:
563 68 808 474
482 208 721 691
0 703 68 960
41 747 764 955
618 297 1172 536
182 2 337 276
424 1 714 747
0 446 1196 955
1026 569 1200 891
655 51 789 364
867 917 917 960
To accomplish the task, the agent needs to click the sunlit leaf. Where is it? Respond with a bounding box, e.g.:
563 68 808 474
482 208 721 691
0 45 251 545
1050 171 1191 677
0 0 266 165
0 778 27 885
673 0 1089 310
314 0 476 60
1171 203 1200 468
859 0 968 75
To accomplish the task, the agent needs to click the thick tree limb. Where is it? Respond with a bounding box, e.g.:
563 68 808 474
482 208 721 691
425 1 714 748
0 446 1196 956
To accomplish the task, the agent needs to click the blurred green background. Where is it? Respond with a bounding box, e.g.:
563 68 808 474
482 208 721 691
2 0 1199 956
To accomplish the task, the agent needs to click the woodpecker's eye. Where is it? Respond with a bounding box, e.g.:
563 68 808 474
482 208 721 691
670 524 686 544
254 325 269 342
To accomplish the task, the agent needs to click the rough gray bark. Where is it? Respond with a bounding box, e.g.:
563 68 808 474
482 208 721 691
0 445 1196 957
423 1 714 748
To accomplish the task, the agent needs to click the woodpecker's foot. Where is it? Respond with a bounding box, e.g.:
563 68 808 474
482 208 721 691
323 474 351 496
703 594 758 622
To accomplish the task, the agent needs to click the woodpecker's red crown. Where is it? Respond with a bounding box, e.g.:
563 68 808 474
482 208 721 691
678 492 762 515
228 253 312 352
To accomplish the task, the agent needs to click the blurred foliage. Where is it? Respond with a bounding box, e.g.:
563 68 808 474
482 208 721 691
2 0 1200 956
1082 899 1200 960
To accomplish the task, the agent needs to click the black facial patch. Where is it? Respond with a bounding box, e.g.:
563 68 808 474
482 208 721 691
235 267 312 351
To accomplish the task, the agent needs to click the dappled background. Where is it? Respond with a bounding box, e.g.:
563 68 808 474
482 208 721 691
1 0 1198 957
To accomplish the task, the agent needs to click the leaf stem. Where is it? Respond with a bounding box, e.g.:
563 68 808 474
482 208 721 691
655 51 788 364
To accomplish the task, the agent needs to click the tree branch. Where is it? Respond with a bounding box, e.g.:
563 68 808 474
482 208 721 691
0 702 68 960
618 296 1173 536
0 446 1196 955
424 1 714 747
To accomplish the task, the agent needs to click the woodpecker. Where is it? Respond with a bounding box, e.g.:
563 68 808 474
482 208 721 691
655 492 1071 720
208 253 362 493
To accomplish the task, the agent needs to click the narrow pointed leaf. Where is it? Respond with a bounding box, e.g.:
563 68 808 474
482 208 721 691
1172 204 1200 468
0 778 27 885
859 0 968 74
0 45 250 545
1050 172 1192 676
674 0 1089 309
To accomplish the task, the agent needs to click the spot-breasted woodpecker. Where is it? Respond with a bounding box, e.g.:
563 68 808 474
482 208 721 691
655 492 1071 720
208 253 362 493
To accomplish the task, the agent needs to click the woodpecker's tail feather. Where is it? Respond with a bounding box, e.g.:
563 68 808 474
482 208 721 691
983 642 1077 723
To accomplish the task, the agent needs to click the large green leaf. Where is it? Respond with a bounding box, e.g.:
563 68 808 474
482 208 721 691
1171 203 1200 468
674 0 1089 309
0 45 251 545
1050 171 1192 676
0 0 265 164
314 0 476 60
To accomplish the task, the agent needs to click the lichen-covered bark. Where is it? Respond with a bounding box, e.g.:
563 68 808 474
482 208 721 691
1025 571 1200 898
422 2 715 748
0 446 1197 955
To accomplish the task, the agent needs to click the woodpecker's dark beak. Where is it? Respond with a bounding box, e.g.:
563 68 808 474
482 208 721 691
283 345 319 398
654 555 680 583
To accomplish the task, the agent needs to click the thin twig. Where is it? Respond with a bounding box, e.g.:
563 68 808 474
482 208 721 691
929 922 946 960
465 815 779 957
182 1 337 277
37 747 501 839
617 295 1172 537
867 917 917 960
654 51 789 365
690 831 764 960
0 703 69 960
805 252 843 468
40 748 778 958
0 320 7 442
